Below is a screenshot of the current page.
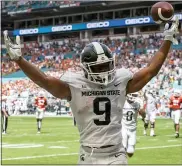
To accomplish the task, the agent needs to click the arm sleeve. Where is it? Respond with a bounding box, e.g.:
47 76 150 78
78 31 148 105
60 71 79 102
115 68 133 92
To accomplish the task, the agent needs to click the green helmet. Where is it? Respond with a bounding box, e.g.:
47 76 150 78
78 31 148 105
80 42 116 85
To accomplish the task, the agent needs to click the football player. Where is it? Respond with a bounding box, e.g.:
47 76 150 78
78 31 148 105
168 89 182 138
122 92 146 157
2 96 9 134
3 18 179 165
6 97 14 115
34 91 47 134
143 90 158 136
14 97 21 115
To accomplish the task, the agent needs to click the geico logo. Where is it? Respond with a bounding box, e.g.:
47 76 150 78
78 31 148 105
52 25 72 32
19 29 38 35
87 21 109 29
125 17 150 25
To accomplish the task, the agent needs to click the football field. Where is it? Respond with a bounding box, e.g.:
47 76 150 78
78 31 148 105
2 117 182 165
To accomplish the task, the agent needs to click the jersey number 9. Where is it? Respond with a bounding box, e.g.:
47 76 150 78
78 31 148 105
93 97 111 125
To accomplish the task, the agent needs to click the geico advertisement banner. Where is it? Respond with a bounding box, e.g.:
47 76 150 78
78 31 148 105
13 13 182 36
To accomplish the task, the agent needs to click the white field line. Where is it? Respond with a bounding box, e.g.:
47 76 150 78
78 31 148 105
2 142 9 144
8 127 75 131
2 144 44 148
160 128 174 130
136 144 181 150
167 140 178 142
165 134 177 136
2 133 78 137
2 133 179 139
138 134 174 137
3 132 177 138
2 153 78 160
41 140 79 143
138 128 173 130
2 144 182 161
48 146 67 149
162 126 170 128
149 139 158 141
2 140 79 145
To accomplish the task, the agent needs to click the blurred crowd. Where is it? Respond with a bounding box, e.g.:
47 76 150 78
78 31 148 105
2 35 182 116
2 34 182 76
2 1 76 12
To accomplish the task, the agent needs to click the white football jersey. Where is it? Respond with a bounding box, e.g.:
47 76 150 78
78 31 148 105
22 99 28 110
6 100 13 111
14 100 21 110
122 100 140 131
61 68 133 147
2 101 6 110
145 93 157 112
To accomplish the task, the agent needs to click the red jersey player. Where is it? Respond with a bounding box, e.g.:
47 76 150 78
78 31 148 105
34 91 47 133
168 90 182 138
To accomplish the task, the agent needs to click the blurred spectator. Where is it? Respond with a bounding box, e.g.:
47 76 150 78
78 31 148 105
2 35 182 77
2 35 182 117
3 1 77 13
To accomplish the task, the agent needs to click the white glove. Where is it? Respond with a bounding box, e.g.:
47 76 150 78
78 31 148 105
164 16 179 45
3 30 22 60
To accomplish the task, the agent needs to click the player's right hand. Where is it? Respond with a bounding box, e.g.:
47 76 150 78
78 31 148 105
164 16 179 45
3 30 22 60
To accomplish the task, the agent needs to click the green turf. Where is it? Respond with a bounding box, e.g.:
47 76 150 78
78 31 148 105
2 117 182 165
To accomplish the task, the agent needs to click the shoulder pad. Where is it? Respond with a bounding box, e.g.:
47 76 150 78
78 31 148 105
60 71 87 89
114 68 133 86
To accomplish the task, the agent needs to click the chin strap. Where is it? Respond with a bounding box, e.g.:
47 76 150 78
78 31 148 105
104 76 108 85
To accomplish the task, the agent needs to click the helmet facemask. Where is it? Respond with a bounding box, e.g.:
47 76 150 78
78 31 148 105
38 91 44 97
81 55 116 85
80 42 116 85
127 92 139 103
174 90 180 97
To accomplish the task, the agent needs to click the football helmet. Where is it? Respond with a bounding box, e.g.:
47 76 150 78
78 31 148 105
80 42 116 85
127 92 139 103
173 89 180 97
148 89 156 96
38 91 44 97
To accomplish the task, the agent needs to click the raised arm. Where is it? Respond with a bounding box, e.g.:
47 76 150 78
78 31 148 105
3 31 71 99
127 18 179 94
15 57 70 99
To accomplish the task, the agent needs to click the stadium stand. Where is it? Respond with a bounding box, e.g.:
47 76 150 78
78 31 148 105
1 1 182 116
2 37 181 116
2 1 77 13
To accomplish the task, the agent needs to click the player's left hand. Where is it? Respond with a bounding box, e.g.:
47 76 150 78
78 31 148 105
164 16 179 45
